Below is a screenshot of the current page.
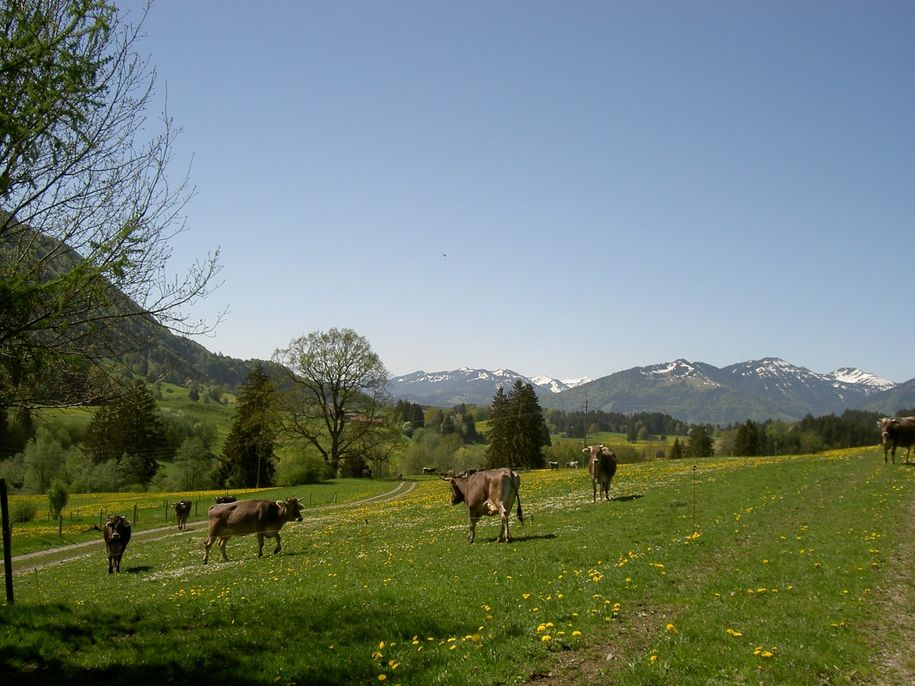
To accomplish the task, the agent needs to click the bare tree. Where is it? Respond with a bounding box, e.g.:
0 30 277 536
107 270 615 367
272 328 388 476
0 0 221 407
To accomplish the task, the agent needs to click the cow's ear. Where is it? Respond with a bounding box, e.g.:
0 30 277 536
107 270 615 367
276 500 284 508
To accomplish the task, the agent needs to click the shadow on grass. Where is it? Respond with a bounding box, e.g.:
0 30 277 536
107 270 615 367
510 533 558 543
124 565 154 574
612 494 644 502
0 594 474 685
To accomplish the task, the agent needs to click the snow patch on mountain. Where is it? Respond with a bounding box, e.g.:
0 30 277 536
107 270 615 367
827 367 895 391
530 375 593 394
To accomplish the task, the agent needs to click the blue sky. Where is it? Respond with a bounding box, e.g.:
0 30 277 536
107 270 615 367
127 1 915 382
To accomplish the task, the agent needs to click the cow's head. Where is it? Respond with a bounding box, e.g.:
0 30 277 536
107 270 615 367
105 515 129 539
582 444 604 465
277 497 304 522
879 417 898 443
441 474 466 505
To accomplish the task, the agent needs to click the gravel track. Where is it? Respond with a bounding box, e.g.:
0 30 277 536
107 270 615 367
2 480 417 575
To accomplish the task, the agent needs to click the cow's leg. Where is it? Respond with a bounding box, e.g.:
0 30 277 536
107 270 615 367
892 445 897 464
468 516 479 543
219 536 229 561
203 537 213 564
256 533 265 557
499 507 511 542
271 532 282 555
108 554 114 574
592 480 597 503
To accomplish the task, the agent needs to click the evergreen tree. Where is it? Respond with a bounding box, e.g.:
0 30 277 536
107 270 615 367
734 420 760 456
686 425 714 458
485 381 550 469
83 380 166 485
216 365 278 488
669 437 684 459
485 387 511 468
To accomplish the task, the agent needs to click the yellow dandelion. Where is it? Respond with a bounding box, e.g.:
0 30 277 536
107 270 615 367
378 676 387 682
665 623 677 634
541 635 552 642
572 630 583 637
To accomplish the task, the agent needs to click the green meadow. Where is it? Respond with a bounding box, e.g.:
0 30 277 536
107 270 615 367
2 449 914 685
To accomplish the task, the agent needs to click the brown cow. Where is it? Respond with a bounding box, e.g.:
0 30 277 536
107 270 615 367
173 500 192 530
203 497 304 563
583 444 617 502
214 494 237 504
103 515 131 574
444 467 523 543
878 416 915 464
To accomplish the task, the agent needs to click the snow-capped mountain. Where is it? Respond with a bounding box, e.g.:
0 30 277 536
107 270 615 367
529 375 593 394
827 367 896 392
389 358 903 424
545 357 899 424
388 368 590 405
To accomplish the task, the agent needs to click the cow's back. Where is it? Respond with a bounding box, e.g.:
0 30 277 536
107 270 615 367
208 499 285 536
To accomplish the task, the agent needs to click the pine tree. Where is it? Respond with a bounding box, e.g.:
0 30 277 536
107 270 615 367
485 387 512 468
734 420 760 456
216 365 278 488
686 425 714 458
485 381 550 469
669 437 684 459
83 380 166 485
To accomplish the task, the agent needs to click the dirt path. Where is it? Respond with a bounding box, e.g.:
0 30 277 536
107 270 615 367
4 480 417 575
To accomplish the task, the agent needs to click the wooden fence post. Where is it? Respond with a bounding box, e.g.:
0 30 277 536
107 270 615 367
1 478 14 604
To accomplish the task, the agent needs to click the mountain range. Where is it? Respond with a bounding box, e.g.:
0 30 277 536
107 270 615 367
388 359 915 425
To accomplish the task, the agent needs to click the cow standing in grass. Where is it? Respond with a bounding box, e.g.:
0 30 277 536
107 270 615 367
583 444 617 502
103 515 131 574
173 500 192 530
443 468 523 543
203 497 304 563
878 416 915 464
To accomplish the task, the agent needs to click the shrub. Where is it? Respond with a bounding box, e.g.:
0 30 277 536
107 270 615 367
47 481 69 519
11 500 38 523
276 453 330 485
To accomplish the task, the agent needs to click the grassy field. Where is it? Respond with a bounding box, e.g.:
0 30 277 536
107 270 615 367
2 449 913 685
4 479 397 556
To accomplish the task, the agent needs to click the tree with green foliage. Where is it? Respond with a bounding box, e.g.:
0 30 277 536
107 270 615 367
47 480 68 519
485 381 550 469
686 425 714 458
273 328 388 476
0 0 221 410
21 426 66 492
669 437 685 459
169 437 215 490
734 420 760 456
83 380 166 485
216 365 278 488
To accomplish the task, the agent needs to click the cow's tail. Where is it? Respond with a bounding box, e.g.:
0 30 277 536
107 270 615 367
515 487 524 525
